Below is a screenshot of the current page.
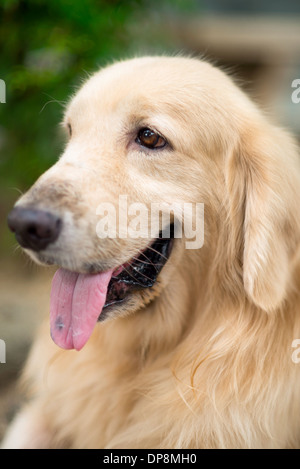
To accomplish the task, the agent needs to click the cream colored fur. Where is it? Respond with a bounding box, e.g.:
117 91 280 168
2 56 300 449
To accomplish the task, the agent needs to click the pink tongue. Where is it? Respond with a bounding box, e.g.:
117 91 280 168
50 268 114 351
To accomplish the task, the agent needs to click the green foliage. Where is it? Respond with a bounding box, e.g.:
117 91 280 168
0 0 150 193
0 0 200 193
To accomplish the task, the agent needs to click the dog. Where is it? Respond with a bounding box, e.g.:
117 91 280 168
3 56 300 448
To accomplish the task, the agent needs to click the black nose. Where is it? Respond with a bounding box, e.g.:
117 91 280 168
7 207 62 251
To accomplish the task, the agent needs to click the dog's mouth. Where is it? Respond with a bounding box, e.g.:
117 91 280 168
104 233 174 310
50 227 174 351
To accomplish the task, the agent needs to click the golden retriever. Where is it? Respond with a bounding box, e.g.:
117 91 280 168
3 56 300 449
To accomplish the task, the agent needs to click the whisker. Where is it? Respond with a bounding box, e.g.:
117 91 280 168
131 256 163 269
121 264 154 285
146 245 169 262
39 100 58 114
120 265 146 285
13 243 21 254
132 255 160 265
43 93 68 107
9 187 24 196
40 94 68 114
133 251 166 269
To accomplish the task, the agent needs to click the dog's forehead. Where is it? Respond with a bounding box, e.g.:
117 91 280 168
64 57 225 120
63 56 248 152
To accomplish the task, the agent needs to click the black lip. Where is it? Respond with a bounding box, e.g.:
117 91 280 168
99 225 174 317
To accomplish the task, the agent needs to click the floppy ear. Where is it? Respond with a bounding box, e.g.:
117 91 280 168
226 124 300 312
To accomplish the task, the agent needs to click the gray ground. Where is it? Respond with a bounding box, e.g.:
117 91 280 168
0 258 55 441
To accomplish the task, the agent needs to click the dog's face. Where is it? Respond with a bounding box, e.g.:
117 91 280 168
8 56 300 351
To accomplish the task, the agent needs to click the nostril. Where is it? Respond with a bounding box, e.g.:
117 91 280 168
28 220 60 240
27 223 50 240
28 225 37 236
7 207 62 251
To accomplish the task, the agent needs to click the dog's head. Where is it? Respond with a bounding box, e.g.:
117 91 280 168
8 56 300 350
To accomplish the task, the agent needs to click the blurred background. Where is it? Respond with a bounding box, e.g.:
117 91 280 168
0 0 300 439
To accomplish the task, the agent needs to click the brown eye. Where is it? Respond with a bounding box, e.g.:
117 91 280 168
136 128 166 149
67 123 72 137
